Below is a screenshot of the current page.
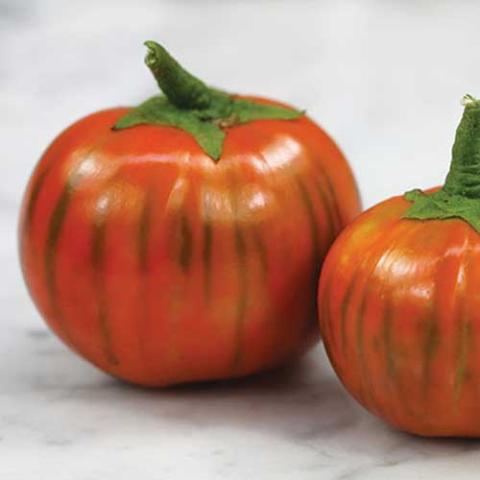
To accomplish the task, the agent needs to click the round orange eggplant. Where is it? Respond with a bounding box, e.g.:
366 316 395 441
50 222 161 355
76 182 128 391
19 41 360 386
319 95 480 436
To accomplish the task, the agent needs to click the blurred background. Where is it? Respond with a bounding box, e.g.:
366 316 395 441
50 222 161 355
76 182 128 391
2 1 480 479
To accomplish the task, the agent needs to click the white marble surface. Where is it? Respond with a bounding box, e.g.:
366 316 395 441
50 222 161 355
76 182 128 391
2 0 480 478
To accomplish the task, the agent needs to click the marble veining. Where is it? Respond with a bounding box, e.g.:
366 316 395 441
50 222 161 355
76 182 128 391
3 0 480 478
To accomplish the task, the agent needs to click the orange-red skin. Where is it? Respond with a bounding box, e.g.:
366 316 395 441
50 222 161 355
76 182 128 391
19 96 360 386
319 190 480 437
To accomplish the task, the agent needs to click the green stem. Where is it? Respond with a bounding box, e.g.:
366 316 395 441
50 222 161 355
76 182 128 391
404 95 480 232
443 95 480 198
144 40 212 110
114 41 303 161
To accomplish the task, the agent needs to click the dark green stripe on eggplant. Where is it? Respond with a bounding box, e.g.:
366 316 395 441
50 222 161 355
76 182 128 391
421 317 439 395
92 194 119 366
419 236 445 396
45 184 73 326
178 214 193 272
316 161 342 232
355 287 392 418
313 178 335 246
136 190 154 361
231 224 248 371
382 299 415 419
25 166 52 235
355 288 369 403
202 220 213 303
320 263 345 360
138 190 152 271
252 228 268 281
296 177 323 331
295 177 320 259
454 314 471 401
340 275 357 355
382 300 396 378
91 207 107 269
454 246 473 401
453 238 472 402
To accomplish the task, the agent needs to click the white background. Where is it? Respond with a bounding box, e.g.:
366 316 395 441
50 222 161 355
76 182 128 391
2 1 480 478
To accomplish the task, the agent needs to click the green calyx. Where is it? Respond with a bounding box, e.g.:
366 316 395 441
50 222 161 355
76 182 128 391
113 41 303 160
404 95 480 232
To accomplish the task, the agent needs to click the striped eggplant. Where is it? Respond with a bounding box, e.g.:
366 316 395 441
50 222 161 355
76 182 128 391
19 41 360 386
318 95 480 436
